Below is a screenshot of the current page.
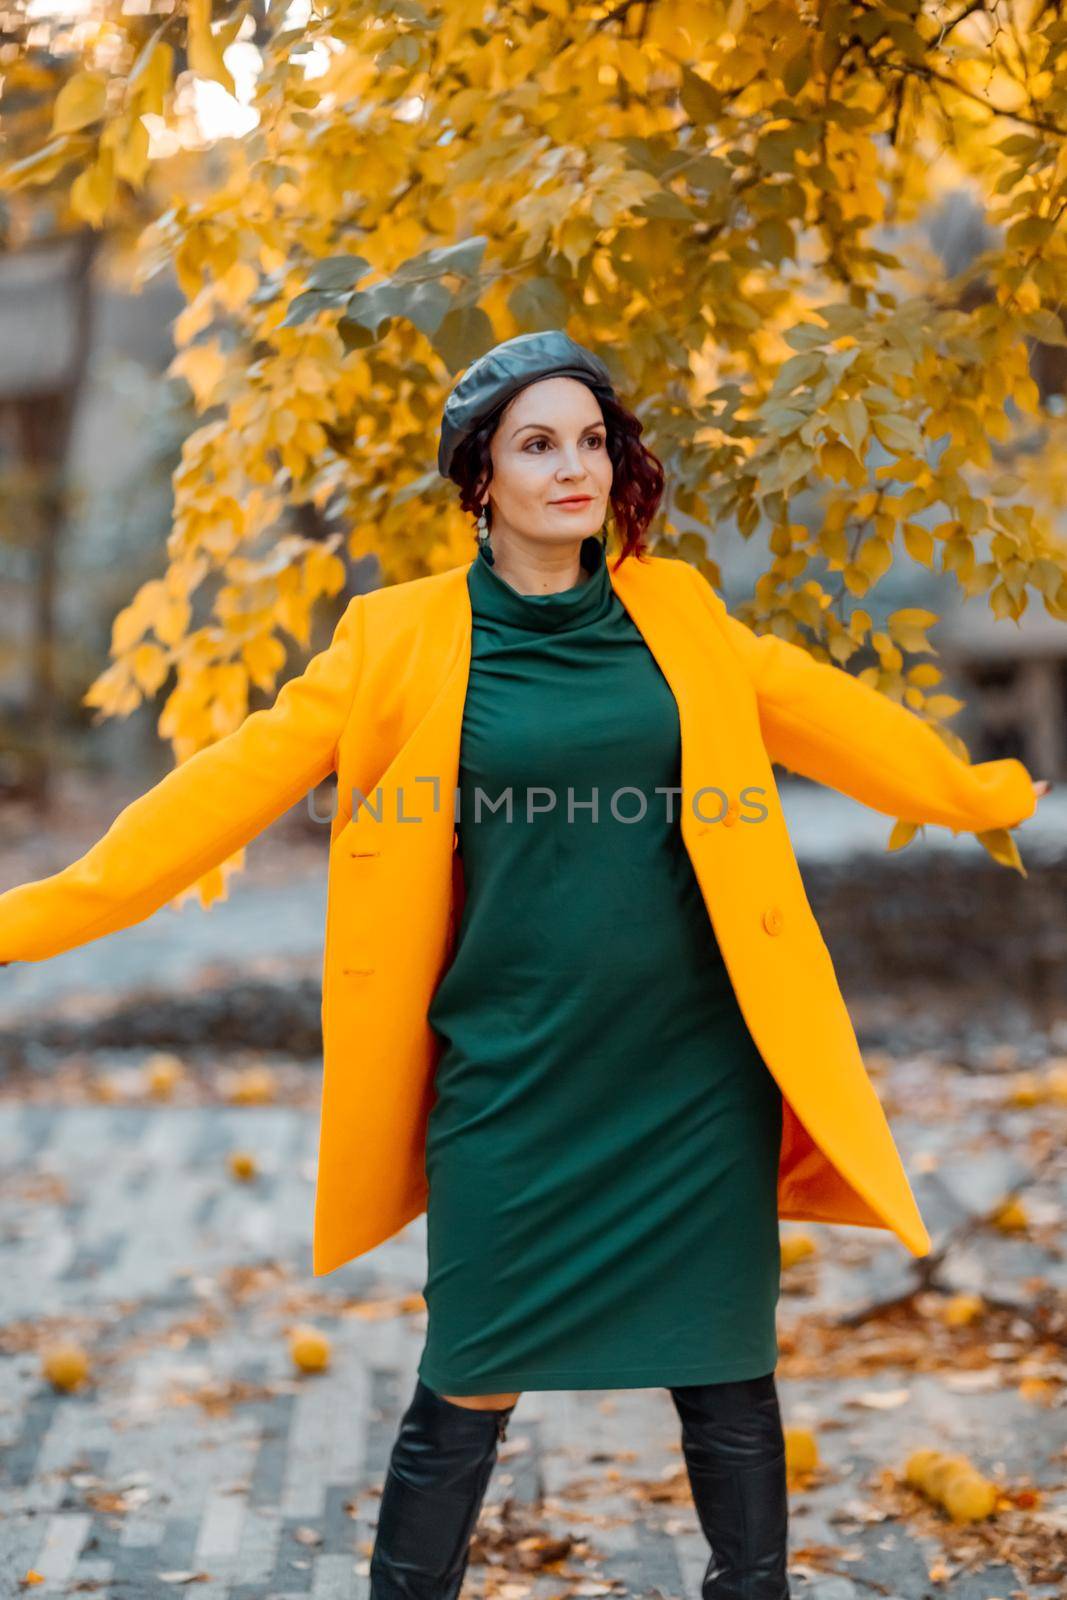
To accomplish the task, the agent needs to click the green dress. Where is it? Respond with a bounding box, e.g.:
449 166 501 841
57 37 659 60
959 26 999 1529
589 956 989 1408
419 534 783 1395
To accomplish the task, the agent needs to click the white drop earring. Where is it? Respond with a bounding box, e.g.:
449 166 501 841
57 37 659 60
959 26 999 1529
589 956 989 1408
475 506 494 566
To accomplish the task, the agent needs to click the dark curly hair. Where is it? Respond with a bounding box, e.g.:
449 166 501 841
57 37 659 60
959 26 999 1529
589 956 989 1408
447 384 665 567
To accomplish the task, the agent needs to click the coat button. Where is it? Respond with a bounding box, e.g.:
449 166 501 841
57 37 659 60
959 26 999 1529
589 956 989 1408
722 798 740 827
452 829 459 852
762 905 784 936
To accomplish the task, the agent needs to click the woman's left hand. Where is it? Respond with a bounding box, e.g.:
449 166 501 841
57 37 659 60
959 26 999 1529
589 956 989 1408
1033 779 1053 802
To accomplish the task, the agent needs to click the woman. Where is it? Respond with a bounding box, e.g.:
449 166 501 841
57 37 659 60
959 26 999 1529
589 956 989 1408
368 327 812 1600
0 331 1048 1600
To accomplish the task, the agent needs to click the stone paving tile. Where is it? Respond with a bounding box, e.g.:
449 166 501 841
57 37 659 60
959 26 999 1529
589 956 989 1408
1 1099 1065 1600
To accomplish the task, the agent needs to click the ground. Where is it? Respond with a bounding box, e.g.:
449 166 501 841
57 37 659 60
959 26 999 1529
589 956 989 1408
0 788 1064 1600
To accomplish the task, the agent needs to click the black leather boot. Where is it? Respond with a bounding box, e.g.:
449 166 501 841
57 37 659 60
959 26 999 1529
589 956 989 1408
669 1371 791 1600
368 1377 518 1599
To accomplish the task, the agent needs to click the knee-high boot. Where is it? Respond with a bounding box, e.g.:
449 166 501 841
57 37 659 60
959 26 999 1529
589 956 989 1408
669 1371 791 1600
368 1377 517 1599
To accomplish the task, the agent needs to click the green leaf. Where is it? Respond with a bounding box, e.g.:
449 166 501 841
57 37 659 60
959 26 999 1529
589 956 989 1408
400 278 454 336
755 216 794 265
680 65 722 125
637 188 695 220
280 290 327 328
432 304 497 374
680 154 731 195
393 235 487 284
784 322 829 351
307 255 371 292
342 282 410 335
508 276 570 330
783 53 809 97
338 316 375 352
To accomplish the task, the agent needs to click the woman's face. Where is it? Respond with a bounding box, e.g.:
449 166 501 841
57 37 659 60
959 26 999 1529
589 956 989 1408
482 375 613 545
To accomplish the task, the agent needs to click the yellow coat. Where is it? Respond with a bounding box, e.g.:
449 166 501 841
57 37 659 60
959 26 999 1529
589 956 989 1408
0 553 1036 1274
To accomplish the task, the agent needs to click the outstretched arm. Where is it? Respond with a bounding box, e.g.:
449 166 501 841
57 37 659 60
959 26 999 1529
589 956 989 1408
687 565 1037 836
0 594 365 963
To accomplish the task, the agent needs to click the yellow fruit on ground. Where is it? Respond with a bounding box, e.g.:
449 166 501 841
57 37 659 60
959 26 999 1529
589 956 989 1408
146 1053 183 1099
904 1448 942 1489
780 1233 817 1269
41 1342 90 1392
941 1293 984 1327
1007 1072 1043 1106
227 1066 276 1105
289 1325 331 1374
924 1453 973 1500
228 1150 258 1181
1045 1062 1067 1103
1018 1376 1056 1404
942 1469 998 1523
784 1426 818 1478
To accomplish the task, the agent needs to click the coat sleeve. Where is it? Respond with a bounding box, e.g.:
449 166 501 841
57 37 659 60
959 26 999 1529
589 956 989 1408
0 593 365 963
686 564 1036 835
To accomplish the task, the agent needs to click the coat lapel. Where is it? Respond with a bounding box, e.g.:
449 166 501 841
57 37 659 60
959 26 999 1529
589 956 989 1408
361 551 753 959
366 552 736 844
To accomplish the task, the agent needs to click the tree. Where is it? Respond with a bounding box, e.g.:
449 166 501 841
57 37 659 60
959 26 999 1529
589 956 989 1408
3 0 1064 896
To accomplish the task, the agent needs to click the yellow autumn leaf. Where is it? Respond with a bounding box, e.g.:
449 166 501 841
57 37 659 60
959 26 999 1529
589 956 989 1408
923 693 964 718
301 546 347 598
114 115 150 186
171 342 227 410
940 1293 984 1327
887 819 918 851
989 1196 1028 1232
243 632 287 688
154 597 193 649
70 157 115 226
976 826 1026 877
188 0 236 95
130 643 170 694
131 37 174 116
887 608 939 653
52 71 107 133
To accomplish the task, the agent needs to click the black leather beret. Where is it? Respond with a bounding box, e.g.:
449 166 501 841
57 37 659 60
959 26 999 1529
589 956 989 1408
437 329 616 480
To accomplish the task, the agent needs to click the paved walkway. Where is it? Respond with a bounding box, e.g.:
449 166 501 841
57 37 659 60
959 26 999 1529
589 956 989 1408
2 787 1066 1599
2 1073 1064 1600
